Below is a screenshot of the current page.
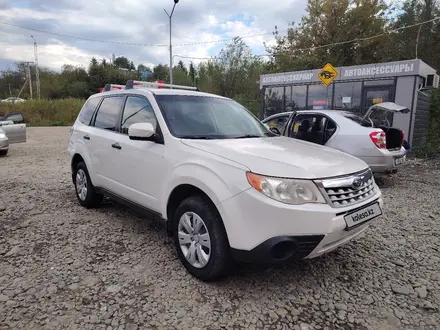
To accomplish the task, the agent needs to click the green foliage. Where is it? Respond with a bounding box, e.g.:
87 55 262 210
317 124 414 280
0 98 84 126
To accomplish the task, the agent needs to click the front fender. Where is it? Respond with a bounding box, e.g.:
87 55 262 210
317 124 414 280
161 160 249 222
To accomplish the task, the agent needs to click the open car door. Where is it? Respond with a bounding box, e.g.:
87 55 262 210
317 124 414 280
0 112 27 143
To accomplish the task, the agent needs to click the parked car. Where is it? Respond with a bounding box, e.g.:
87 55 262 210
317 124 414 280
262 102 408 174
68 80 384 281
0 127 9 156
0 97 26 103
0 112 27 156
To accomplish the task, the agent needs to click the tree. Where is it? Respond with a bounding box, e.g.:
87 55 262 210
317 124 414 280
153 64 169 81
113 56 131 69
269 0 390 71
189 62 196 86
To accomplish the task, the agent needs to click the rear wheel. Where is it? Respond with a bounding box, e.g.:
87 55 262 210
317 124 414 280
0 150 8 156
173 195 232 281
74 162 102 208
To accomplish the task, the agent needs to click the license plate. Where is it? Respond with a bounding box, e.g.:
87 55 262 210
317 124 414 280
394 155 405 166
344 202 382 229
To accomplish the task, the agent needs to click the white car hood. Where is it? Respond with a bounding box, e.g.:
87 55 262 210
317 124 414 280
182 136 368 179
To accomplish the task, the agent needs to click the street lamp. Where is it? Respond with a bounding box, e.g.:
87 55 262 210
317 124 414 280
164 0 179 88
31 35 40 99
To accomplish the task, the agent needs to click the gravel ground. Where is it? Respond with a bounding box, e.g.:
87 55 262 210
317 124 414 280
0 127 439 330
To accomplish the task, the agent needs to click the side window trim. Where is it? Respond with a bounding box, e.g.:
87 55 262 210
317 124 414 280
119 94 165 145
79 96 103 126
91 94 126 130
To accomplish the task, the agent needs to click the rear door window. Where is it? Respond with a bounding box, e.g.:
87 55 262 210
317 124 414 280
78 97 102 125
93 96 125 131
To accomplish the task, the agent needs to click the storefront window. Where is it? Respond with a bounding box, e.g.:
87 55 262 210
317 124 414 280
307 84 332 110
264 86 285 117
285 85 307 111
333 82 362 111
364 79 394 86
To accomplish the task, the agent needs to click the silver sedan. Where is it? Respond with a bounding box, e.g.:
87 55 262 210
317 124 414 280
262 102 409 174
0 128 9 156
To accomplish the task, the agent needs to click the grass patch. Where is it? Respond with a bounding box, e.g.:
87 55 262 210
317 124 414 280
0 98 84 126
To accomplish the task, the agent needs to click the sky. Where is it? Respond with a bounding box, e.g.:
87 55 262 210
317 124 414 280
0 0 308 72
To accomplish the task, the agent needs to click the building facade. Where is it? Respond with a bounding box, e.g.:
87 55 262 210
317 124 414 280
259 59 438 148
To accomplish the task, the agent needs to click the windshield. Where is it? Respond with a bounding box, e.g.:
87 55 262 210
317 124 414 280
155 94 274 139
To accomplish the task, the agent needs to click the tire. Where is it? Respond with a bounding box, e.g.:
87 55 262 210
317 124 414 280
0 150 8 156
73 161 102 208
173 195 232 281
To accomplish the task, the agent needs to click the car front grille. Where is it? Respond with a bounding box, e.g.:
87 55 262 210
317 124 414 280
315 168 377 208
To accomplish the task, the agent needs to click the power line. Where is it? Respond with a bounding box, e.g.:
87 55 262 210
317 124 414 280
263 16 440 55
173 16 440 61
0 20 282 47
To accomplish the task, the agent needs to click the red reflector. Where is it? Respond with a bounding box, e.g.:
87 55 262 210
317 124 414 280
401 130 405 145
369 131 387 149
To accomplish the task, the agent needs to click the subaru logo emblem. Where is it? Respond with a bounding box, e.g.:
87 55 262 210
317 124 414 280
352 177 363 190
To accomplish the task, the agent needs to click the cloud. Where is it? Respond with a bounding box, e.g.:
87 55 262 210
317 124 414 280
0 0 307 71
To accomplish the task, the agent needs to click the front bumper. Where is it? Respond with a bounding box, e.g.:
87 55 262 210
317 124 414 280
360 147 407 173
221 186 383 264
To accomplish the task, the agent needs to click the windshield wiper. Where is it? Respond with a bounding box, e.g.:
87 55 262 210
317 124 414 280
232 134 262 139
179 135 217 139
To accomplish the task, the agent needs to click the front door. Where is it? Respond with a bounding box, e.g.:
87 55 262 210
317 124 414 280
115 95 167 212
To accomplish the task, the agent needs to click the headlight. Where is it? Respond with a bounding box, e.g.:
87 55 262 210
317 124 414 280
246 172 326 205
0 133 6 139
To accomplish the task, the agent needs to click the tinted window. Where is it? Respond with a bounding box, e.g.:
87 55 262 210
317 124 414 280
333 82 362 110
94 96 124 131
307 84 332 110
79 97 101 125
156 95 272 139
264 115 290 132
121 96 156 134
264 86 285 117
5 113 24 123
285 86 307 110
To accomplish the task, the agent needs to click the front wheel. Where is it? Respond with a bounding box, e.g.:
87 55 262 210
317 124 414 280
0 150 8 156
173 195 232 281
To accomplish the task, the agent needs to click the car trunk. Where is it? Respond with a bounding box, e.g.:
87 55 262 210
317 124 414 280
361 102 409 152
377 126 402 151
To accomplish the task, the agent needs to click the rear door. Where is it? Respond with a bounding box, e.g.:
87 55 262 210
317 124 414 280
88 94 126 192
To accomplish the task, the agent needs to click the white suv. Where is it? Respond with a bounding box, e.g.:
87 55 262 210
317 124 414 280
68 81 384 281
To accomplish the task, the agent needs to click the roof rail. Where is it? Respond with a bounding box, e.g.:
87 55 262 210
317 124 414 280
125 80 199 91
103 84 125 92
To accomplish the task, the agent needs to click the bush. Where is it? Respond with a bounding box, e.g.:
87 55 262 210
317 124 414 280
0 98 85 126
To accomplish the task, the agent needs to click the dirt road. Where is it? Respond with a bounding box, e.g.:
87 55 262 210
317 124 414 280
1 127 439 330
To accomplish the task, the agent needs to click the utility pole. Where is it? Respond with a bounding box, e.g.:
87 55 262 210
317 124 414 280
31 36 41 99
23 61 34 100
164 0 179 88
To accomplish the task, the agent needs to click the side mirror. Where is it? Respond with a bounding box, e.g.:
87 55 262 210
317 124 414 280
128 122 155 141
269 127 281 135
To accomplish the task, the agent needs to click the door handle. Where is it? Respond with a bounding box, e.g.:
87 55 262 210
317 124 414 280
111 142 121 150
83 135 90 140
